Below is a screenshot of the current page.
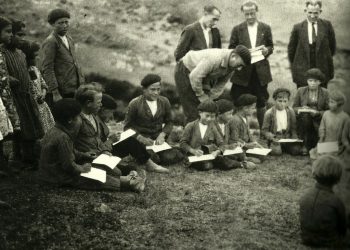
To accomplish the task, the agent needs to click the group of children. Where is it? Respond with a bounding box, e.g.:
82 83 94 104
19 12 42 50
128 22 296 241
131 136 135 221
1 13 349 248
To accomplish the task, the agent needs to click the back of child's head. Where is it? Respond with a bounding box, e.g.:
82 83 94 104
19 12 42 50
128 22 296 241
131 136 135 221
306 68 325 82
235 94 257 108
312 155 343 186
75 84 101 106
272 88 291 100
328 89 346 107
52 98 81 124
216 99 234 115
198 100 218 114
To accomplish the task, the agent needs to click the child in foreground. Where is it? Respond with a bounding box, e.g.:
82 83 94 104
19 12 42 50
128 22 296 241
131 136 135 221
39 98 145 192
299 155 348 247
261 88 301 155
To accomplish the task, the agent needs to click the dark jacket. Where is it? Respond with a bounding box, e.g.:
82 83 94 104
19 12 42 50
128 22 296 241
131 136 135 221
124 95 173 140
39 32 85 95
174 21 221 61
299 183 347 247
229 21 273 87
293 86 329 117
288 19 336 87
226 114 253 144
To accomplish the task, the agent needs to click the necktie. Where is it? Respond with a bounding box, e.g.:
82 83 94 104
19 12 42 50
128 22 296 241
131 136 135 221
312 22 317 44
208 29 213 48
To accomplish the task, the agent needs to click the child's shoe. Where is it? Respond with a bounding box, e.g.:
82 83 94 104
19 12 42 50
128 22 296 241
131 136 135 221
145 159 170 173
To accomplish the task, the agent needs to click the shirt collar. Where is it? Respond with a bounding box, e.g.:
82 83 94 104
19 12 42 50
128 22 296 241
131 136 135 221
307 19 317 25
199 20 210 31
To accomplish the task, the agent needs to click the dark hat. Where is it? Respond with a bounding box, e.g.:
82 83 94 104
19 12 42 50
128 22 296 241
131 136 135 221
216 99 234 114
234 45 251 66
235 94 257 107
306 68 325 82
141 74 161 88
10 18 25 34
52 98 81 124
19 40 41 61
0 16 11 31
102 94 117 110
48 8 70 25
198 100 218 113
272 88 291 100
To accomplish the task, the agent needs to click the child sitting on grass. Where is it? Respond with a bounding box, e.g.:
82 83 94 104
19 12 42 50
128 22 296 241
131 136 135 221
299 155 348 247
226 94 263 163
39 98 145 192
262 88 301 156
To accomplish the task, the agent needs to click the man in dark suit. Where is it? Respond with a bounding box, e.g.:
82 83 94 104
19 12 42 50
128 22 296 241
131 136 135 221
288 0 336 88
229 0 274 128
40 8 85 108
174 5 222 62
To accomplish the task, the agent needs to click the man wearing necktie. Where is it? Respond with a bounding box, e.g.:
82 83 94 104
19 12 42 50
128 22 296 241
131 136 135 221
288 0 336 88
174 5 222 62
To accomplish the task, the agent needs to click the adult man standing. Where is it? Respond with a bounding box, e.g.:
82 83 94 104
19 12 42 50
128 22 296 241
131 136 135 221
174 5 222 62
40 8 85 107
288 0 336 88
229 0 274 129
174 46 251 122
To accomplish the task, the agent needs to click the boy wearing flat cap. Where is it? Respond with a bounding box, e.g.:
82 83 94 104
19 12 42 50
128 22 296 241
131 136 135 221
40 8 85 108
175 46 251 123
124 74 184 168
262 88 302 155
293 68 329 154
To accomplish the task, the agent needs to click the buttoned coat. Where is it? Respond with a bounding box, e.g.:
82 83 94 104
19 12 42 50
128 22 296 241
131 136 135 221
288 19 336 86
229 21 273 87
174 21 221 62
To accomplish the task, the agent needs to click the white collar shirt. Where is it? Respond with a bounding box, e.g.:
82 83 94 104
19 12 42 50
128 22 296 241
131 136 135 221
247 22 258 48
307 20 318 44
198 122 208 139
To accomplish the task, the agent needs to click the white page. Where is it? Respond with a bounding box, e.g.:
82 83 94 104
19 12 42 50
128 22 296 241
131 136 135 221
146 142 172 153
112 129 136 145
92 154 121 169
223 147 244 156
317 142 339 154
251 50 265 64
188 154 215 163
246 148 272 156
278 139 303 143
298 108 313 114
81 167 107 183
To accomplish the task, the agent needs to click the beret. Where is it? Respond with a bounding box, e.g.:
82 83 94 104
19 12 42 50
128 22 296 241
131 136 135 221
272 88 291 100
306 68 325 82
48 8 70 24
102 94 117 109
216 99 234 114
141 74 161 88
235 94 257 107
235 45 251 66
198 100 218 113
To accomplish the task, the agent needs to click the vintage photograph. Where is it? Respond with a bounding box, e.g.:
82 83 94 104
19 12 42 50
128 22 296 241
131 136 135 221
0 0 349 249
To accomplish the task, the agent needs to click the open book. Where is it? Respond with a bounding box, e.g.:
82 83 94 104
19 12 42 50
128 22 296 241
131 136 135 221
112 129 136 145
81 167 107 183
250 46 265 64
278 139 303 143
223 147 244 156
188 154 215 163
92 154 121 169
246 148 271 156
146 142 172 153
317 141 339 154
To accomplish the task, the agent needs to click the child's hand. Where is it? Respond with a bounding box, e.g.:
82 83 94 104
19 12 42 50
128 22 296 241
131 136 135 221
80 163 92 173
155 132 166 145
137 135 154 146
85 151 97 160
211 150 220 158
109 132 121 143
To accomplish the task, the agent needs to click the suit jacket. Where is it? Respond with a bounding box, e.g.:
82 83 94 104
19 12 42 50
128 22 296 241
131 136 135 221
174 21 221 61
39 32 85 95
288 19 336 87
124 95 173 140
180 120 224 153
229 21 273 87
226 114 253 144
293 86 329 117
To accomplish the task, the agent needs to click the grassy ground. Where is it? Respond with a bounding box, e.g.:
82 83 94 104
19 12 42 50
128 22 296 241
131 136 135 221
1 153 349 249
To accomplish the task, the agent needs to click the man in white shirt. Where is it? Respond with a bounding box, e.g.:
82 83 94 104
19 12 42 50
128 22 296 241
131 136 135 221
288 0 336 88
229 0 274 129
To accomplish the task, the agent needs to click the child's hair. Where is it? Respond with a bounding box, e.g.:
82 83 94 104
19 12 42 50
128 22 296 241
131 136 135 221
306 68 325 83
52 98 81 124
0 16 11 32
198 100 218 113
75 84 101 106
216 99 234 115
312 155 343 186
272 88 291 100
234 94 257 108
329 89 346 107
